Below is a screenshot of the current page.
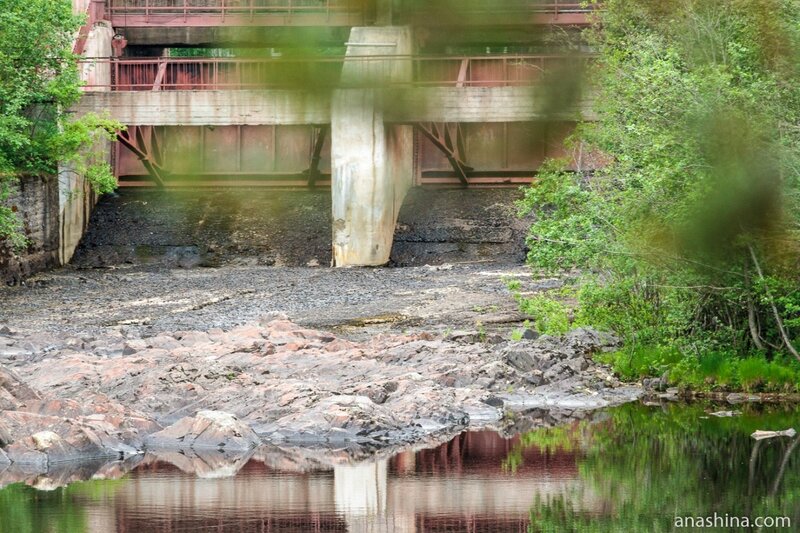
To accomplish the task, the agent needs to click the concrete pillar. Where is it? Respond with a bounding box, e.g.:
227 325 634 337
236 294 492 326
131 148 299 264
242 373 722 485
331 27 414 266
58 21 114 264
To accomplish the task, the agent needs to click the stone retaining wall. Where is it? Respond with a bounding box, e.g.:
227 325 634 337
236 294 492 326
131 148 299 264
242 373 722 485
0 175 60 285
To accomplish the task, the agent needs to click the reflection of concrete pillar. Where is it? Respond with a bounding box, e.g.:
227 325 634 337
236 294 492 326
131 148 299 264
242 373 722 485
58 21 113 264
334 460 388 517
331 27 414 267
336 459 418 533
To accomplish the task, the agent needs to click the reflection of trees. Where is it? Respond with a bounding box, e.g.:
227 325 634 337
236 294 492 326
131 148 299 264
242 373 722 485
515 403 800 532
0 479 124 533
502 422 588 474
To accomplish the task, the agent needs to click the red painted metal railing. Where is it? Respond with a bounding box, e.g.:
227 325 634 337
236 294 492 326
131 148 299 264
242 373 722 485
80 54 588 91
107 0 596 27
107 0 368 26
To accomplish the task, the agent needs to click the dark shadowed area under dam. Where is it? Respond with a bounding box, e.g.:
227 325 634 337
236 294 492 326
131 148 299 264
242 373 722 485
71 188 532 270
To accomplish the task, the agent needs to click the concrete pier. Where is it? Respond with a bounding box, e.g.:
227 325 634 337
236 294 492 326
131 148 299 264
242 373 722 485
331 27 414 266
59 18 114 264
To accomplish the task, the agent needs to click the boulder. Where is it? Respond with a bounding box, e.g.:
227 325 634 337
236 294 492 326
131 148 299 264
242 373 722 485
521 328 539 340
0 366 41 410
563 328 620 354
145 410 260 451
503 342 560 373
259 395 408 444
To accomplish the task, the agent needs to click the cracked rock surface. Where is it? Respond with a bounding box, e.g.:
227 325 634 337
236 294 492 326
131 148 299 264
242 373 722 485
0 316 640 468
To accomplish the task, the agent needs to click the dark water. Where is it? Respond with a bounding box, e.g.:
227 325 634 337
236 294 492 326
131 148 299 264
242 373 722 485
1 402 800 532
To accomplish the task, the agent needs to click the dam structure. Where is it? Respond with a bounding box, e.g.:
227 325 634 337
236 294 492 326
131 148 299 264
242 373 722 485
71 0 597 267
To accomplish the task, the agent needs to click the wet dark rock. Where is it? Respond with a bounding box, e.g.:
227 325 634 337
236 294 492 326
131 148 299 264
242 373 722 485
563 328 620 354
255 394 452 445
357 385 390 405
121 343 138 356
521 328 539 340
525 370 546 387
656 372 670 392
482 396 505 408
504 347 535 372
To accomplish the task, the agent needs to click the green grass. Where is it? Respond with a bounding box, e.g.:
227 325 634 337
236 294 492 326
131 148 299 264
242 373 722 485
597 346 800 393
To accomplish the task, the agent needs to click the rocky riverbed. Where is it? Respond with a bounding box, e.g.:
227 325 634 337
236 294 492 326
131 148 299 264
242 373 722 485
0 262 642 478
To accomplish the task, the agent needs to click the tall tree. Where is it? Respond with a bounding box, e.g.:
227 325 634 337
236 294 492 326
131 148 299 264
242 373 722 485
0 0 117 247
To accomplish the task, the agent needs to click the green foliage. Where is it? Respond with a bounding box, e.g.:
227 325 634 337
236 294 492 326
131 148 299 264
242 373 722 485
510 320 533 342
0 483 87 533
0 478 124 533
519 0 800 373
518 292 571 336
0 0 121 246
0 181 27 250
595 345 683 382
522 402 800 532
599 345 800 392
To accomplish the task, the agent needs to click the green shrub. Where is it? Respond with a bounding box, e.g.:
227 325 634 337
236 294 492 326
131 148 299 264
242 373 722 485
597 345 683 381
518 293 571 336
518 0 800 372
597 345 800 393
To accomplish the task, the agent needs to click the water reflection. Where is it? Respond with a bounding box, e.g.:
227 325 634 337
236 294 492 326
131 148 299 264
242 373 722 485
1 403 800 532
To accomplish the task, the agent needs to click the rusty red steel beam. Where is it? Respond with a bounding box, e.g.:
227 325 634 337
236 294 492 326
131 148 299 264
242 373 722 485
401 1 597 26
118 179 333 188
415 122 473 187
116 127 168 187
305 125 329 188
107 1 596 28
108 0 367 27
116 177 534 189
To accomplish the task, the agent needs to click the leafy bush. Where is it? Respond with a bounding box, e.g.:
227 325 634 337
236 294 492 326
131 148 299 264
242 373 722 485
518 0 800 382
518 293 571 336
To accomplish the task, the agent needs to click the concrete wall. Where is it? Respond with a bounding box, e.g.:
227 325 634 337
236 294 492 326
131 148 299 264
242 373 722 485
58 21 114 265
70 188 529 269
75 90 331 126
384 86 596 123
76 87 594 126
0 176 60 285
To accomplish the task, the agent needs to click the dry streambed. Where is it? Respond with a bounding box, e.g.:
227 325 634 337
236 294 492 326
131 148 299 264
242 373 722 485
0 316 640 478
